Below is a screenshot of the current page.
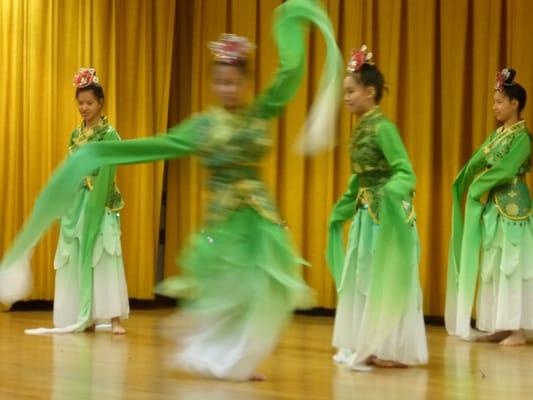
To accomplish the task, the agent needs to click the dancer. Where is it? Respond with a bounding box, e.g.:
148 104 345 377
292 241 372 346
446 68 532 345
13 69 129 335
52 69 128 334
327 46 428 370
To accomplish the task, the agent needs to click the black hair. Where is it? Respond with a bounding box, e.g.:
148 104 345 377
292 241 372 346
350 63 385 103
75 83 105 104
213 60 248 76
501 69 527 113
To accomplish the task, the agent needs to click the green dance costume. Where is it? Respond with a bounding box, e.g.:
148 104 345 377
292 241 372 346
446 120 533 339
327 107 428 368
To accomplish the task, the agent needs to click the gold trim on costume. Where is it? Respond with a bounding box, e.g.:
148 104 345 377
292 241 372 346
356 187 416 224
357 187 380 224
493 195 531 221
483 120 526 155
85 177 94 191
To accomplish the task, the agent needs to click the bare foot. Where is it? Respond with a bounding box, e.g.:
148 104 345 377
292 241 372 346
249 374 266 382
369 357 407 368
475 330 511 343
499 330 526 346
365 355 377 365
347 355 378 372
346 356 374 372
111 317 126 335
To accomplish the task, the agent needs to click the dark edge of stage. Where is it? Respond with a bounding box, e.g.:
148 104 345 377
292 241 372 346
9 297 447 326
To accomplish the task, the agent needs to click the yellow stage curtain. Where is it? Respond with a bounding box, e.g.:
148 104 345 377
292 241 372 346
165 0 533 315
0 0 176 300
2 0 532 315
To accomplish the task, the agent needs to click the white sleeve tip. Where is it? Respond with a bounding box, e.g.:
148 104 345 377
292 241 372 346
0 250 34 306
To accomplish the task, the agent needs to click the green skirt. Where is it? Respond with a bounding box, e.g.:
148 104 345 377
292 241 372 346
157 206 314 380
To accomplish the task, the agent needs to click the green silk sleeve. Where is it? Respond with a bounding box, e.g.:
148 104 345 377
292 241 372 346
377 122 416 196
75 129 120 328
448 135 493 250
326 174 359 287
445 135 493 331
0 116 204 282
253 0 341 120
82 129 121 265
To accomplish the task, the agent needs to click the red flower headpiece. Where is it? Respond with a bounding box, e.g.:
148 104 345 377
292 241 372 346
347 45 374 73
73 68 99 88
495 68 513 92
208 33 254 64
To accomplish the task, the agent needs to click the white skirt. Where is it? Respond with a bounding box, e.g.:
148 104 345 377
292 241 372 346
53 209 129 327
476 203 533 332
163 274 294 381
332 209 428 366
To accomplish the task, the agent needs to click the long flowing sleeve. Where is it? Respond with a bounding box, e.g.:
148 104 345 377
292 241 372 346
445 136 490 333
351 121 418 364
447 132 531 338
0 116 206 305
253 0 342 133
75 129 120 327
326 174 359 287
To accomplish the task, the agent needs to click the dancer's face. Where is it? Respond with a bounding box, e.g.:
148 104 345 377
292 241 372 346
493 90 519 124
212 64 247 110
77 90 103 125
343 75 375 116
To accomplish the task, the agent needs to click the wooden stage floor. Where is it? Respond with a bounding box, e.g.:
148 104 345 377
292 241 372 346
0 310 532 399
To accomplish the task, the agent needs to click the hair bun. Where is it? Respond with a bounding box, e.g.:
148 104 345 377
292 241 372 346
505 69 516 84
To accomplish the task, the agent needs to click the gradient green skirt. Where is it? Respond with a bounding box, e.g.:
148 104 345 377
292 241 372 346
156 206 314 380
332 207 427 367
476 201 533 332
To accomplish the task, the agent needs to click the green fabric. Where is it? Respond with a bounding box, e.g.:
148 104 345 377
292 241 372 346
253 0 340 120
347 108 415 221
0 116 203 271
326 107 418 364
157 206 311 380
445 122 531 338
70 117 124 211
327 174 359 286
18 119 123 329
444 140 487 334
349 108 394 185
62 125 122 330
195 107 282 225
156 206 311 308
484 121 531 174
